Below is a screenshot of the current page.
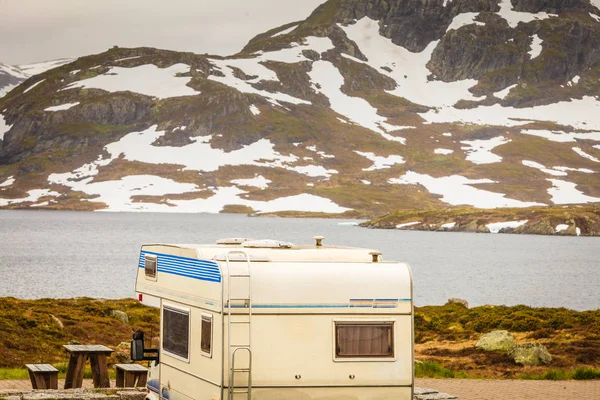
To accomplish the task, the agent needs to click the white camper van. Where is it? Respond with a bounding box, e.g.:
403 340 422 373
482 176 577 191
133 237 413 400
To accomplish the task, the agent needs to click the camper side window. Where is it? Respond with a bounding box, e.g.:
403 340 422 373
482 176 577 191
145 255 157 280
162 306 190 361
201 314 212 357
335 322 394 359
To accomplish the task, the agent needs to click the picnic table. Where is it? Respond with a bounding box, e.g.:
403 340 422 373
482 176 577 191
63 344 114 389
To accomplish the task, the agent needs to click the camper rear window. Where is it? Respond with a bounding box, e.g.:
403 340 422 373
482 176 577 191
145 255 157 279
335 322 394 358
162 307 190 360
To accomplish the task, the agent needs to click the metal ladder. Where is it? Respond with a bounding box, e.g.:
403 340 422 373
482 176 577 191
226 251 253 400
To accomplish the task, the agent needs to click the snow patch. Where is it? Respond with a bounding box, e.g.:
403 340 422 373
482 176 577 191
0 189 60 207
446 13 485 32
441 222 456 229
487 220 528 233
307 145 335 159
576 227 581 236
553 166 595 174
434 148 454 155
522 160 568 176
497 0 554 28
528 34 543 59
547 179 600 204
573 147 600 163
65 64 199 99
336 117 348 124
44 102 80 112
114 56 142 62
590 13 600 22
494 84 517 100
421 97 600 131
230 175 271 189
69 69 81 75
460 136 510 165
23 79 45 94
341 17 481 108
521 129 600 143
18 59 73 76
354 151 405 171
361 180 371 185
555 224 569 233
0 83 18 98
0 114 11 141
249 104 260 115
272 25 298 37
396 221 421 229
0 176 15 188
442 132 452 137
569 75 580 86
389 171 545 208
308 59 407 141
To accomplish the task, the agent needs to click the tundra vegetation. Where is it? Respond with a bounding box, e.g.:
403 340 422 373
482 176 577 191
0 298 598 380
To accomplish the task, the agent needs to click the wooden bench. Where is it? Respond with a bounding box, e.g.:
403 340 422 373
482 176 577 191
114 363 148 388
26 364 58 390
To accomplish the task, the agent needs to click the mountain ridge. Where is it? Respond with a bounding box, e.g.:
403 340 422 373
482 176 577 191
1 0 600 216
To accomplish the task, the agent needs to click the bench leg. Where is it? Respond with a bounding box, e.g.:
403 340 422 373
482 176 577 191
136 371 147 388
116 368 125 388
125 371 136 387
28 370 38 390
64 353 77 389
90 353 111 388
49 372 58 390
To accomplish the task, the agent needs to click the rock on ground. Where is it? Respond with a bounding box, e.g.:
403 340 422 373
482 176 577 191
509 343 552 366
414 387 458 400
476 330 515 352
111 310 129 324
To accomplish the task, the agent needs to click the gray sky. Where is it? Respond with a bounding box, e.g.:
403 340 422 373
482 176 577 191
0 0 327 65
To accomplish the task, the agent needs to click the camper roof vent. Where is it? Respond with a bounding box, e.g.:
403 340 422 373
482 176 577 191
216 238 255 245
242 239 293 249
214 253 270 262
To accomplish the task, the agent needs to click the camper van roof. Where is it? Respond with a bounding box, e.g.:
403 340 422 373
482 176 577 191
142 242 387 263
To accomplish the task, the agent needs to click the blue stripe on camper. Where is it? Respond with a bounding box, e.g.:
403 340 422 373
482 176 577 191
139 250 221 283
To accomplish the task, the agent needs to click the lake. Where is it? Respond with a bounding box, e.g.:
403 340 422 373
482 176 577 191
0 210 598 310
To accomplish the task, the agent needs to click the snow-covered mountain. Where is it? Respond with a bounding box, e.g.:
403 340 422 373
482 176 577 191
1 0 600 216
0 59 73 98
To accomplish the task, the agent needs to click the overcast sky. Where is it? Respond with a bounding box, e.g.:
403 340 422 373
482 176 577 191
0 0 327 65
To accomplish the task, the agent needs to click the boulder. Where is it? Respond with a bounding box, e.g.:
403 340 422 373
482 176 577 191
476 330 515 352
509 343 552 366
49 314 64 330
114 341 132 364
446 298 468 308
111 310 129 324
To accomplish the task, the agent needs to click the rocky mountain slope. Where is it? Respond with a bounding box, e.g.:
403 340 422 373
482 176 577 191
1 0 600 216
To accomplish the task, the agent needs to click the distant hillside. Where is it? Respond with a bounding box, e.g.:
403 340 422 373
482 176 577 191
0 59 72 98
1 0 600 215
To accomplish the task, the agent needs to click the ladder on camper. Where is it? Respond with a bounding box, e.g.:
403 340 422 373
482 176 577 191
226 251 253 400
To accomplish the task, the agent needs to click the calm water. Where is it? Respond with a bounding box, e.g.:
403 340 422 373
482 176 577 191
0 210 598 310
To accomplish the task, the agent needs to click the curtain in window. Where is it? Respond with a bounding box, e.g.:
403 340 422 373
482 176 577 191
336 323 393 357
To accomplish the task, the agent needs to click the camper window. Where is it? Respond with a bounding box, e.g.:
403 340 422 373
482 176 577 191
335 322 394 359
145 255 157 280
162 306 190 361
200 314 212 357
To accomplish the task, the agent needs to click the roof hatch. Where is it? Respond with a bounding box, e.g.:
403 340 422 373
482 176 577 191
242 239 293 249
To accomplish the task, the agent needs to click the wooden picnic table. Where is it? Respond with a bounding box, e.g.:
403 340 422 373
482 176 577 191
63 344 114 389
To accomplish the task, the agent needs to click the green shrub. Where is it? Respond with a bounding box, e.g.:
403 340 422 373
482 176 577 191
573 367 600 380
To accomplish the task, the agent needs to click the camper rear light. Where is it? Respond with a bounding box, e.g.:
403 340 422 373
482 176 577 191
138 294 143 302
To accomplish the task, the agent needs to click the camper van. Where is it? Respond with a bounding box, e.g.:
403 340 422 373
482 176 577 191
132 237 414 400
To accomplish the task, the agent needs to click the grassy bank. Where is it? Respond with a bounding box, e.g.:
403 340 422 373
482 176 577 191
0 298 598 379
